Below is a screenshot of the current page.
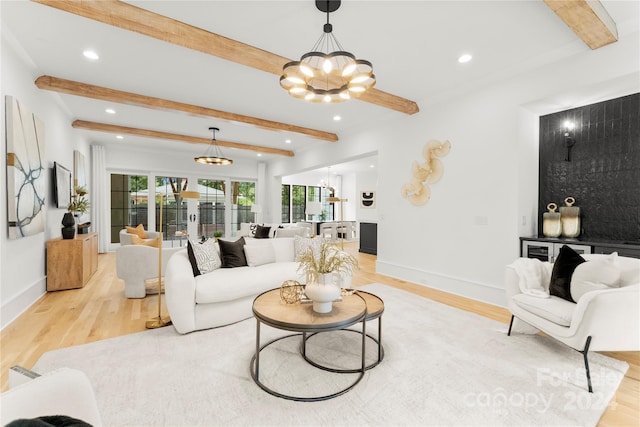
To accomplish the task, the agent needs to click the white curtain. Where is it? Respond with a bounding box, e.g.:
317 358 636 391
91 145 109 253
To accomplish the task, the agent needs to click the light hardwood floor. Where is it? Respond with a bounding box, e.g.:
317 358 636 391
1 241 638 425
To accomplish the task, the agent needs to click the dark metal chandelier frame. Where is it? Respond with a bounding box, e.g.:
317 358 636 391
194 127 233 165
280 0 376 103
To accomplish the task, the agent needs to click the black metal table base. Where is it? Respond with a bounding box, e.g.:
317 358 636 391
301 320 384 373
250 318 366 402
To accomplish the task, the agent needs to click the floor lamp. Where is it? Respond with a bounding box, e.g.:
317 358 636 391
146 193 171 329
328 196 348 250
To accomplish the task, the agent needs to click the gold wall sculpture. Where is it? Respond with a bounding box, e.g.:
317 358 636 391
401 139 451 206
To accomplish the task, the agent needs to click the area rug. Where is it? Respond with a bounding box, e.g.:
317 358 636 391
34 284 627 426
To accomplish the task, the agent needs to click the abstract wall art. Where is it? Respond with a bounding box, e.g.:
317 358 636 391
401 139 451 206
5 96 46 239
360 191 376 209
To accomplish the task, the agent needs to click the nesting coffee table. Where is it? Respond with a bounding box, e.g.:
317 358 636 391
250 288 384 402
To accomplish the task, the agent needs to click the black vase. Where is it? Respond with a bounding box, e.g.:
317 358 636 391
61 212 76 239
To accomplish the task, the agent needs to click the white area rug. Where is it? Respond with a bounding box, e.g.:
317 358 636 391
34 284 627 426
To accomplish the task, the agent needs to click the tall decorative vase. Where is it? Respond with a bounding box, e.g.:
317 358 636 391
61 212 76 239
542 203 561 238
560 196 581 238
304 273 341 314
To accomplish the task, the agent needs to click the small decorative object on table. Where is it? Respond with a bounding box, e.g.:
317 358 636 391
65 186 90 239
560 196 580 238
280 280 304 304
542 202 561 238
298 243 358 313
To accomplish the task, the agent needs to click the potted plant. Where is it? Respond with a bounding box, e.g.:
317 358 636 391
297 243 358 313
213 231 223 241
62 186 90 238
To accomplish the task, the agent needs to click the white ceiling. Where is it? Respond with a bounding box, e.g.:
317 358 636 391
2 0 639 176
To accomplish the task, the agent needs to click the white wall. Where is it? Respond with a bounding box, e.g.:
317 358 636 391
266 31 640 308
1 36 91 328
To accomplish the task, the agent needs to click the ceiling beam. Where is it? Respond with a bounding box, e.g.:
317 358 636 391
36 76 338 143
71 120 295 157
32 0 419 115
544 0 617 49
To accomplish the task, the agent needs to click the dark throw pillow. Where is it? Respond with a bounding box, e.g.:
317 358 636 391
254 224 271 239
187 240 202 277
218 237 248 268
549 245 586 302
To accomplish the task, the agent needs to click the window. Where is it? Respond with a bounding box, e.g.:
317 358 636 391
110 174 148 244
197 179 225 239
308 186 321 202
155 176 189 241
321 187 335 221
230 181 255 235
291 185 306 223
281 184 291 223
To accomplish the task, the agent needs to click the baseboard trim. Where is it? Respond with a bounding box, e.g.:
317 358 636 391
376 260 507 307
1 278 46 330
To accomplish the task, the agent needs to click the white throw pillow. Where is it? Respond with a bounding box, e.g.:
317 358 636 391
570 252 621 302
188 239 221 275
244 244 276 267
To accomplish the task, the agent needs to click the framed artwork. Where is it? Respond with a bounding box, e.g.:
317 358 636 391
360 191 376 209
5 96 46 239
54 162 71 209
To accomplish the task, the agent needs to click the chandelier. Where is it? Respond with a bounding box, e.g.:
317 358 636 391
280 0 376 103
194 127 232 165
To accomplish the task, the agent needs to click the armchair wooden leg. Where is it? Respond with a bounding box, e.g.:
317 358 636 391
507 315 515 336
581 336 593 393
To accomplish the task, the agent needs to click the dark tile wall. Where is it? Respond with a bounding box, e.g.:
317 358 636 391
538 93 639 242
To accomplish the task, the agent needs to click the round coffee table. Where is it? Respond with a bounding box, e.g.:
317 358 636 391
250 288 367 402
302 290 385 372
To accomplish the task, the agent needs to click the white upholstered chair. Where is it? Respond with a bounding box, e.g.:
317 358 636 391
505 253 640 392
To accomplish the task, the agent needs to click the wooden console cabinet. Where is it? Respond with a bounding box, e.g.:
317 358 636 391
46 232 98 291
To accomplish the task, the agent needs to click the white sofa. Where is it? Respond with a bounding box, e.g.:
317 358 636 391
165 237 307 334
116 229 183 298
1 368 102 426
238 222 310 239
505 253 640 392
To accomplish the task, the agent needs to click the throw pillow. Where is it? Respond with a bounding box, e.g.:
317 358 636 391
254 224 271 239
244 243 276 267
126 224 147 239
549 245 586 302
218 237 248 268
294 235 325 262
187 239 221 276
570 252 621 302
130 234 160 248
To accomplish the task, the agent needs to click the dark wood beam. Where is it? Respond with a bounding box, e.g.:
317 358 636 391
71 120 295 157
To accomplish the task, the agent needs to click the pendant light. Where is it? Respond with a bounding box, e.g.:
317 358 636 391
280 0 376 103
194 127 233 165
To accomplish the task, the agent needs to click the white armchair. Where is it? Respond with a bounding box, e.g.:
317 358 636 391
117 229 182 298
1 368 101 426
505 253 640 392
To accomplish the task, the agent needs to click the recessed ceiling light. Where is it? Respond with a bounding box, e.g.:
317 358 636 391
83 50 99 60
333 115 341 121
116 135 124 140
285 139 292 144
369 164 375 168
105 108 116 114
458 54 472 64
257 153 262 157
